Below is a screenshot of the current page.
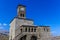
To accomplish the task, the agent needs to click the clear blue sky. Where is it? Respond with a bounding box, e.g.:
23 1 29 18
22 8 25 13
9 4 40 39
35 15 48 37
0 0 60 36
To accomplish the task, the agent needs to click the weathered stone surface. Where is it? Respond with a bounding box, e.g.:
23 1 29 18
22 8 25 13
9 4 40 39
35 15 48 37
9 4 60 40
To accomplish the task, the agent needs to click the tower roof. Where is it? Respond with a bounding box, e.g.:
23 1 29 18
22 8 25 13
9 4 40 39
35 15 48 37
18 4 26 7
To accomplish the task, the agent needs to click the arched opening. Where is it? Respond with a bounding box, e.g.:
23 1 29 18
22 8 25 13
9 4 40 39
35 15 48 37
19 35 26 40
31 36 37 40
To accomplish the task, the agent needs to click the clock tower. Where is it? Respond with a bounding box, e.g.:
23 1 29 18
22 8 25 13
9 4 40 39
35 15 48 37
17 5 26 18
9 4 51 40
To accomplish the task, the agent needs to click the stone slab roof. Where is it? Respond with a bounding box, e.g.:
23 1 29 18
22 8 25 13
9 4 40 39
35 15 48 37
20 25 50 27
10 16 33 23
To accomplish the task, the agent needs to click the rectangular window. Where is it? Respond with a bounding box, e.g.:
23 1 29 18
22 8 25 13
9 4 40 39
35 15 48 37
47 29 49 32
25 28 27 32
23 14 24 17
20 14 23 17
20 29 22 32
31 28 33 32
28 28 30 32
34 28 36 32
44 28 49 32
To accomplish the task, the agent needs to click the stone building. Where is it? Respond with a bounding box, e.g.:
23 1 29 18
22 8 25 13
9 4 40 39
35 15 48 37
9 4 51 40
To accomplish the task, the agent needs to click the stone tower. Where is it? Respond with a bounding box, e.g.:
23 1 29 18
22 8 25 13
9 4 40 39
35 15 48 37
9 4 51 40
17 5 26 18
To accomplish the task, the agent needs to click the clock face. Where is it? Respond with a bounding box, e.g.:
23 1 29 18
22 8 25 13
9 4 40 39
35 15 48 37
20 8 25 11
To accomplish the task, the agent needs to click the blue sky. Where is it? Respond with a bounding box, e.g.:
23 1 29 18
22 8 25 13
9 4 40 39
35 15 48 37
0 0 60 36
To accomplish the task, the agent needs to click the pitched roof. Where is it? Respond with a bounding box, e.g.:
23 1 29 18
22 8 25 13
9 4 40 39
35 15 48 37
10 16 33 23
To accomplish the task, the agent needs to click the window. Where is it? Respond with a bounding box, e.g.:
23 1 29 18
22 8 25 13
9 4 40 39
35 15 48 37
44 28 49 32
28 28 30 32
31 28 33 32
20 14 24 17
47 29 49 32
20 14 23 17
25 28 27 32
20 29 22 32
23 14 24 17
44 28 45 31
34 28 36 32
